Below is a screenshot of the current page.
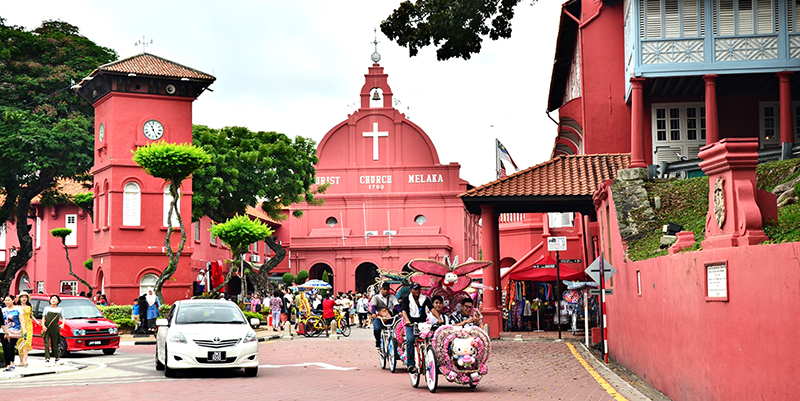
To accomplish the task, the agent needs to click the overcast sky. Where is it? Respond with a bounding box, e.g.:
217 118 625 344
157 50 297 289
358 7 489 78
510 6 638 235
4 1 562 187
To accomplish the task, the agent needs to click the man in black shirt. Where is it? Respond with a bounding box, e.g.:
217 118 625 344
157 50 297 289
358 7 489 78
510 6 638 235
400 282 439 373
449 297 480 327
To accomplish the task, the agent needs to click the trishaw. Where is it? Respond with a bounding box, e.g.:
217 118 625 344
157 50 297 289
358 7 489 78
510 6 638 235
392 257 494 392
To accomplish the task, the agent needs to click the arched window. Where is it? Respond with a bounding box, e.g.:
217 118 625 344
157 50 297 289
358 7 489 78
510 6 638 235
123 182 141 226
140 273 158 295
414 215 427 226
163 184 180 227
326 217 338 228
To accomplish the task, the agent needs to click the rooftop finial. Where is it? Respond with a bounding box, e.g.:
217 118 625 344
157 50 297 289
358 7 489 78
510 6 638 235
370 28 381 63
135 36 154 53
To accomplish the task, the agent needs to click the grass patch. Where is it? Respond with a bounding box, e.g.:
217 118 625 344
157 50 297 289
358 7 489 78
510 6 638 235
763 203 800 243
625 176 708 261
756 159 800 192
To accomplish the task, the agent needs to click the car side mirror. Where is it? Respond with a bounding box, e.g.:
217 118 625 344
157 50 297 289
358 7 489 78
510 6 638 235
249 318 260 328
156 318 169 327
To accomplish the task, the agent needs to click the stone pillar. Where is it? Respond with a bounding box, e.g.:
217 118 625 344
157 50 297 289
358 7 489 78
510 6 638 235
703 74 720 144
479 204 502 338
698 138 767 249
629 78 647 168
778 71 794 160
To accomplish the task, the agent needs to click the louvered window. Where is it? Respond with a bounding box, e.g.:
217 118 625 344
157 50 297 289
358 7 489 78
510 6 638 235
715 0 777 36
123 182 141 226
163 184 180 228
790 0 797 32
640 0 705 39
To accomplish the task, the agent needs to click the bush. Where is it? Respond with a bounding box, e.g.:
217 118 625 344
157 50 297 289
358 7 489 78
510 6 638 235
244 311 264 322
99 304 170 321
282 272 294 285
295 269 309 285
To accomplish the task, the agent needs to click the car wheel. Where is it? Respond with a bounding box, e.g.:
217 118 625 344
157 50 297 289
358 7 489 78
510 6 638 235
244 367 258 377
59 338 69 358
102 348 116 355
164 346 177 378
155 345 165 371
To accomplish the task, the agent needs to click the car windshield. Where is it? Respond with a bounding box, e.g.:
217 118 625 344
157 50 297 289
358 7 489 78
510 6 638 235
175 303 246 325
60 299 105 319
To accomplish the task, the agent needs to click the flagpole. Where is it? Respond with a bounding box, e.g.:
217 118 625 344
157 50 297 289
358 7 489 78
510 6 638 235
495 138 501 179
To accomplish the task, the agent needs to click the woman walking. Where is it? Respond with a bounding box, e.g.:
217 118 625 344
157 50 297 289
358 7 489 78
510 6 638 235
15 292 35 367
1 295 22 371
145 290 160 332
41 295 65 365
270 290 282 331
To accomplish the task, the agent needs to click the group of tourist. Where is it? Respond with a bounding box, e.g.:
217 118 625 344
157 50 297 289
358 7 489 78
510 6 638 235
1 292 65 371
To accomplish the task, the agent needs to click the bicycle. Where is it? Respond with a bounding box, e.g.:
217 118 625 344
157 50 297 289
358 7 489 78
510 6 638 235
377 314 402 373
302 308 351 337
406 322 439 393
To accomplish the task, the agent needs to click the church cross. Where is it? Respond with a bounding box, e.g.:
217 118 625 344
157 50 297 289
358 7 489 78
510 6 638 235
362 122 388 161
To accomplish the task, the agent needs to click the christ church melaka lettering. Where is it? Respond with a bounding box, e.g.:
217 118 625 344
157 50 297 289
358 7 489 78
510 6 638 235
360 175 392 190
316 176 341 185
408 174 444 184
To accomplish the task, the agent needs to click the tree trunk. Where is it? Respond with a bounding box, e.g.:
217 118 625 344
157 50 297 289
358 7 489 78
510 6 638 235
61 238 92 293
0 190 37 296
249 236 286 295
154 184 187 305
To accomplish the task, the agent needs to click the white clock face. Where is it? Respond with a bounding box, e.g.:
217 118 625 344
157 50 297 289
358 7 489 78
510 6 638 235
99 123 105 142
143 119 164 140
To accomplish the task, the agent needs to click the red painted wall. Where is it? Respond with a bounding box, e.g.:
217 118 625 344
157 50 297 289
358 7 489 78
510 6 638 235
595 183 800 401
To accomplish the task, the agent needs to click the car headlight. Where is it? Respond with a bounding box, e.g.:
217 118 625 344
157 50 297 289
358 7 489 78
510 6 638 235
73 329 81 336
109 328 118 334
168 332 187 344
244 331 257 343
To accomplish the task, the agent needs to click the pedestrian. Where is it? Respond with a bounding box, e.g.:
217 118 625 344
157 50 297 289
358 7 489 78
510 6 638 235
1 295 22 371
41 294 65 365
136 293 147 334
145 290 160 332
283 289 294 328
131 298 141 333
270 290 282 331
79 291 86 297
97 294 108 306
15 292 35 367
196 269 206 294
339 293 352 327
356 294 369 328
252 293 262 314
322 293 336 337
243 293 253 312
400 282 438 373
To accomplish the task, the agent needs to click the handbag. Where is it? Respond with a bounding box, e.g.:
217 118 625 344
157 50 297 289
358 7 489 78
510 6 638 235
5 329 21 339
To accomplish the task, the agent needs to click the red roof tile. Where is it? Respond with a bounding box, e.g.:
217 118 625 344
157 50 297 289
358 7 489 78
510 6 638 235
460 154 630 198
92 53 215 81
245 206 281 225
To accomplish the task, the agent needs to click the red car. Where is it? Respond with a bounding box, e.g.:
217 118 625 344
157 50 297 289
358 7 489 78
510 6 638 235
30 295 120 358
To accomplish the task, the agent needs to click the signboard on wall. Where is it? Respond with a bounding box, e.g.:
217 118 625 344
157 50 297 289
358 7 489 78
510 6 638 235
547 236 567 251
706 262 728 300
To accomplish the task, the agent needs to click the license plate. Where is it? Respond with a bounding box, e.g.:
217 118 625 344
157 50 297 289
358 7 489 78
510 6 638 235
208 351 226 362
87 340 102 346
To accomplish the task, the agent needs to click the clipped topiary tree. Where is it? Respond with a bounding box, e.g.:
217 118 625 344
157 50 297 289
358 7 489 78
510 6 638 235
73 192 94 222
282 272 295 287
132 141 211 303
295 269 309 285
208 215 273 299
51 228 92 294
83 258 93 271
321 270 331 297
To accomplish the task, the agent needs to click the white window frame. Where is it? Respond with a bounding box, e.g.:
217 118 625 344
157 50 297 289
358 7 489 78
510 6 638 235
759 101 800 149
0 223 5 262
163 184 180 228
37 281 44 294
194 221 201 243
60 280 78 296
652 103 707 164
548 212 575 228
123 182 141 226
36 216 41 248
140 273 158 295
713 0 778 36
210 222 217 245
640 0 706 39
65 214 78 246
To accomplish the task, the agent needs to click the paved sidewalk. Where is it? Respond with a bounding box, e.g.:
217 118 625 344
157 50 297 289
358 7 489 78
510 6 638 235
0 358 86 380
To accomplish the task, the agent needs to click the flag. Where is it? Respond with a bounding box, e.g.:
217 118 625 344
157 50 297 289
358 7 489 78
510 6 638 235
497 140 519 171
499 160 507 178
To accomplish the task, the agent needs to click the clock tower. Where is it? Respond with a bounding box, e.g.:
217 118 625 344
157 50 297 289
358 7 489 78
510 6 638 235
75 53 215 303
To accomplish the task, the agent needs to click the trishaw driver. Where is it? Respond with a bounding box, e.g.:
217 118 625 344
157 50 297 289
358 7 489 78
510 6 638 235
400 282 439 373
370 282 399 350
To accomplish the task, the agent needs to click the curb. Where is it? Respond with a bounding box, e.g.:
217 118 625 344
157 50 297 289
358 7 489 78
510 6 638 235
0 363 88 380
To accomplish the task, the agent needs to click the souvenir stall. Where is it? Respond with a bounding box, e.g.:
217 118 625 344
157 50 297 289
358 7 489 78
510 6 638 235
561 280 600 336
502 255 587 332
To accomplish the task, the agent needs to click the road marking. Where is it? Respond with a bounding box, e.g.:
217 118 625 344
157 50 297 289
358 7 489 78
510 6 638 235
259 362 356 371
566 343 628 401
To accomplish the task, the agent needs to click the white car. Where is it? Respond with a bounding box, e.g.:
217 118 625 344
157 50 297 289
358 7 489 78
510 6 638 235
155 299 260 377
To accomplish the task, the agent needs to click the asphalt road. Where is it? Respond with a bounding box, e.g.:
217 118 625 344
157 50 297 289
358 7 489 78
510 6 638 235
0 327 652 401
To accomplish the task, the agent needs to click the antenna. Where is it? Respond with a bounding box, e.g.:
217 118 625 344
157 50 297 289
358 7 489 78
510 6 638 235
135 36 154 53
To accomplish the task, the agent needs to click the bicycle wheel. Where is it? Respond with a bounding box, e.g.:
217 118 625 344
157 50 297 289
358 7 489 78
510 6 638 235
379 336 387 370
307 316 323 337
425 346 438 393
339 320 351 337
409 343 421 388
389 337 398 373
